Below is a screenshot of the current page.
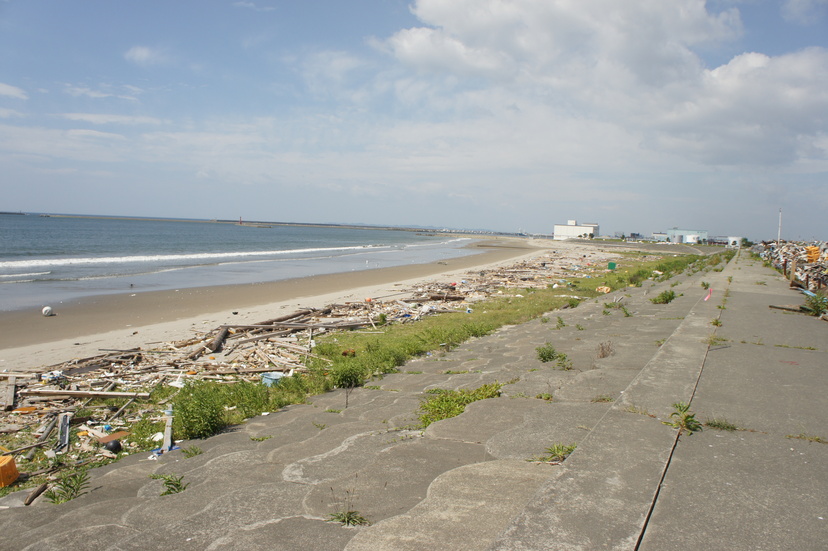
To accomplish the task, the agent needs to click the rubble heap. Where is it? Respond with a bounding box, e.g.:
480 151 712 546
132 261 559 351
752 241 828 290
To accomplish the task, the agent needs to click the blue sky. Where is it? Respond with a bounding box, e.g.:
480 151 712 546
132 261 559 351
1 0 827 240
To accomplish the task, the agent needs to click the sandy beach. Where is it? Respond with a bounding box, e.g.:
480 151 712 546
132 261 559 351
0 238 564 372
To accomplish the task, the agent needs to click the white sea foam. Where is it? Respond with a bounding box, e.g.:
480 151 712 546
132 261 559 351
0 271 51 278
0 245 390 270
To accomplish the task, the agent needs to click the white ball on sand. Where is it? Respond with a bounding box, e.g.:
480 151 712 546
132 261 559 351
42 306 54 317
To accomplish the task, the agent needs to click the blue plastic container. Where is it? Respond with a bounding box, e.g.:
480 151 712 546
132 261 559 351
261 372 284 387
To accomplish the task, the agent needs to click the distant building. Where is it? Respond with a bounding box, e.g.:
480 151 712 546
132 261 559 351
652 232 668 242
553 220 599 240
665 228 708 244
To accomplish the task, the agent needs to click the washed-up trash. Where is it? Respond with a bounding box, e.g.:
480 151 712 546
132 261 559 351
261 372 284 387
40 371 64 382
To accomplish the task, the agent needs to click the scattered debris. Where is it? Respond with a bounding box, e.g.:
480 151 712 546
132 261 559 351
0 247 625 488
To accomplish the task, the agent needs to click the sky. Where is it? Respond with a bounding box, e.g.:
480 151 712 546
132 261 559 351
1 0 827 241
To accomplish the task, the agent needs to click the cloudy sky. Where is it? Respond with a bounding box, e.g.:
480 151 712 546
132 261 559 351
1 0 827 240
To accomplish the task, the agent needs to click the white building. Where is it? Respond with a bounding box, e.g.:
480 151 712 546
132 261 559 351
553 220 600 240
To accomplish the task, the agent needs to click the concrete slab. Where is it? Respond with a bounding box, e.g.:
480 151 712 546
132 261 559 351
345 460 553 551
639 430 828 551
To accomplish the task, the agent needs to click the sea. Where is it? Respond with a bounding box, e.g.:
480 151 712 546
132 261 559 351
0 214 477 313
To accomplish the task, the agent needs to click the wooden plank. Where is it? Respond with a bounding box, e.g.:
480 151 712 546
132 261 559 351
18 389 151 399
0 372 39 380
1 376 16 411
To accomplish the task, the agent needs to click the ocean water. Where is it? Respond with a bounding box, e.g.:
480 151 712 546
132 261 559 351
0 215 475 312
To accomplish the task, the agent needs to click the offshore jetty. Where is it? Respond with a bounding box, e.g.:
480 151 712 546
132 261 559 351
1 247 825 550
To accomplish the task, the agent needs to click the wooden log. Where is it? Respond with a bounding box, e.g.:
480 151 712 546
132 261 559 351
208 326 231 353
24 483 48 506
18 389 151 399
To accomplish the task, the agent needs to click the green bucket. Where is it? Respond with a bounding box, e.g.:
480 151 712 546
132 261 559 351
608 262 617 270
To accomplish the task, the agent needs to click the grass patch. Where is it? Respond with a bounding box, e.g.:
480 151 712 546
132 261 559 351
591 394 614 403
650 290 677 304
803 290 828 316
149 473 189 495
536 342 558 363
786 433 827 444
529 443 577 463
181 446 203 458
705 418 738 431
44 469 90 504
417 382 503 428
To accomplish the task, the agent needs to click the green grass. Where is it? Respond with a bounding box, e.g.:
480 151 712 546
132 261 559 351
704 418 738 431
181 445 203 458
149 473 189 495
650 290 677 304
786 432 827 444
591 394 614 403
417 382 503 428
529 443 577 463
44 469 90 504
536 342 558 363
803 290 828 316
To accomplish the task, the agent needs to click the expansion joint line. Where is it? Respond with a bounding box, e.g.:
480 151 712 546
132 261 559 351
633 295 717 551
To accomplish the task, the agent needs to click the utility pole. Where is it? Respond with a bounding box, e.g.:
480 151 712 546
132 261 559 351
777 208 782 244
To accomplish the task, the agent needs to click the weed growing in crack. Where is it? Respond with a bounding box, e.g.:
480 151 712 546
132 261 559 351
181 446 203 458
663 402 702 435
705 418 738 431
591 394 614 403
651 290 677 304
45 469 90 504
328 478 370 526
529 443 577 463
786 433 827 444
536 342 558 363
149 473 189 495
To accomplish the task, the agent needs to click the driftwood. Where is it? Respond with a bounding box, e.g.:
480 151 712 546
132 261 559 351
1 376 15 411
208 327 231 353
24 483 48 506
19 389 151 399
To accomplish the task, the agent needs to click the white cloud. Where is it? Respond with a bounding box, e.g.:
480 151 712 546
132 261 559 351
782 0 828 24
374 0 826 168
64 84 140 102
0 82 27 100
233 2 276 12
124 46 170 66
61 113 165 125
0 108 22 118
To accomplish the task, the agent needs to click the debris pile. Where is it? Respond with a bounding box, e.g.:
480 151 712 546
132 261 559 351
753 241 828 290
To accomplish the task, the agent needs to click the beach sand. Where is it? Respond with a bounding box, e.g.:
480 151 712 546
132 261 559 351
0 238 565 372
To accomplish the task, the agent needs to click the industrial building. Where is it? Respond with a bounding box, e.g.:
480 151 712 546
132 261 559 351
651 228 709 244
553 220 600 240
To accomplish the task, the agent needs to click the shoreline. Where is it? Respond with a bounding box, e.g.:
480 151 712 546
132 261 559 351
0 239 553 371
